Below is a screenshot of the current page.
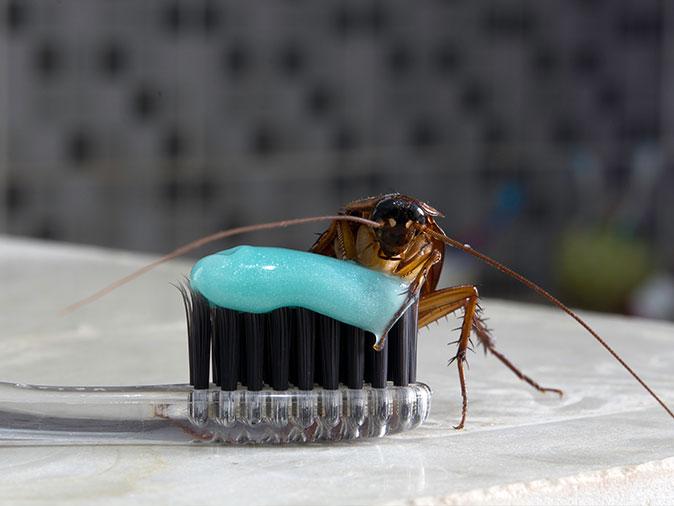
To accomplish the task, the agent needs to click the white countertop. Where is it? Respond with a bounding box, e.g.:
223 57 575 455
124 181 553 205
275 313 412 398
0 236 672 505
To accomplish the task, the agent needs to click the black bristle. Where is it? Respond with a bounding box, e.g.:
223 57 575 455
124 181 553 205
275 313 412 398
243 312 265 391
238 315 247 385
364 334 373 384
211 310 219 386
342 323 365 389
388 312 410 387
213 307 240 391
316 314 340 389
179 282 211 389
268 308 290 390
288 309 298 386
367 334 388 388
294 308 315 390
263 311 272 385
405 304 419 383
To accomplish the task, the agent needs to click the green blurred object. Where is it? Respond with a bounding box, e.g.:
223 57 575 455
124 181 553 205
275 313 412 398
557 228 653 312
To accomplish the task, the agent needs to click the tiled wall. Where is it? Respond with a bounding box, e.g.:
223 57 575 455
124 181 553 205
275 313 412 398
1 0 672 294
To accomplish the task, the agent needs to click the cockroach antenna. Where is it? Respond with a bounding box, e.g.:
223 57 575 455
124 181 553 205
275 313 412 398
59 214 381 316
422 226 674 421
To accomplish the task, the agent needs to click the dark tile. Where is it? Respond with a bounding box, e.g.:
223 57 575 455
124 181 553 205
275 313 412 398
202 0 223 33
482 118 508 145
596 82 623 111
162 1 185 34
433 41 461 74
530 45 559 77
162 179 180 204
34 41 62 80
332 124 358 152
387 43 414 76
572 44 602 76
132 86 161 120
306 84 333 117
66 129 95 166
551 118 581 145
278 43 305 77
5 0 28 33
198 177 217 202
333 4 357 36
162 127 187 160
460 80 487 112
409 118 439 150
366 1 388 34
99 42 128 78
223 43 251 78
250 125 277 156
5 181 24 214
35 220 61 240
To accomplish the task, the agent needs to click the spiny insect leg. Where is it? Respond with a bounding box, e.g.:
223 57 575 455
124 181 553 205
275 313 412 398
418 286 473 328
419 284 481 429
471 316 563 397
335 219 358 259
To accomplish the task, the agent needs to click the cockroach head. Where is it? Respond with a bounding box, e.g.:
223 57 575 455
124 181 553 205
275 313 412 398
370 194 428 258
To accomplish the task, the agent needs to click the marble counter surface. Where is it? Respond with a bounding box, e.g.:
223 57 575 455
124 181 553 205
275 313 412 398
0 236 672 505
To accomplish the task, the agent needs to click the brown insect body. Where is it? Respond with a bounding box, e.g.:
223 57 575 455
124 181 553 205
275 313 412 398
310 193 563 428
311 194 445 292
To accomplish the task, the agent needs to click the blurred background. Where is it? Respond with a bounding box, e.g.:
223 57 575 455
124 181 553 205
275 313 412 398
1 0 673 320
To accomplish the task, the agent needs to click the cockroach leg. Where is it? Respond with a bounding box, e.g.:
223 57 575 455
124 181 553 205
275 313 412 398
418 289 467 328
419 285 480 429
419 285 562 429
335 220 358 259
396 247 441 289
471 317 564 397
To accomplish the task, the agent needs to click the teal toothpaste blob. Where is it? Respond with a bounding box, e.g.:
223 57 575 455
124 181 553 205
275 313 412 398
189 246 415 347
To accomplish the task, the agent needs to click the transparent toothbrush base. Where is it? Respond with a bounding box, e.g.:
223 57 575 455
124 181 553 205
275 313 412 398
0 381 431 445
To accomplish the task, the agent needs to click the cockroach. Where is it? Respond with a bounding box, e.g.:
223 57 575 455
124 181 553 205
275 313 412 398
61 193 674 429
